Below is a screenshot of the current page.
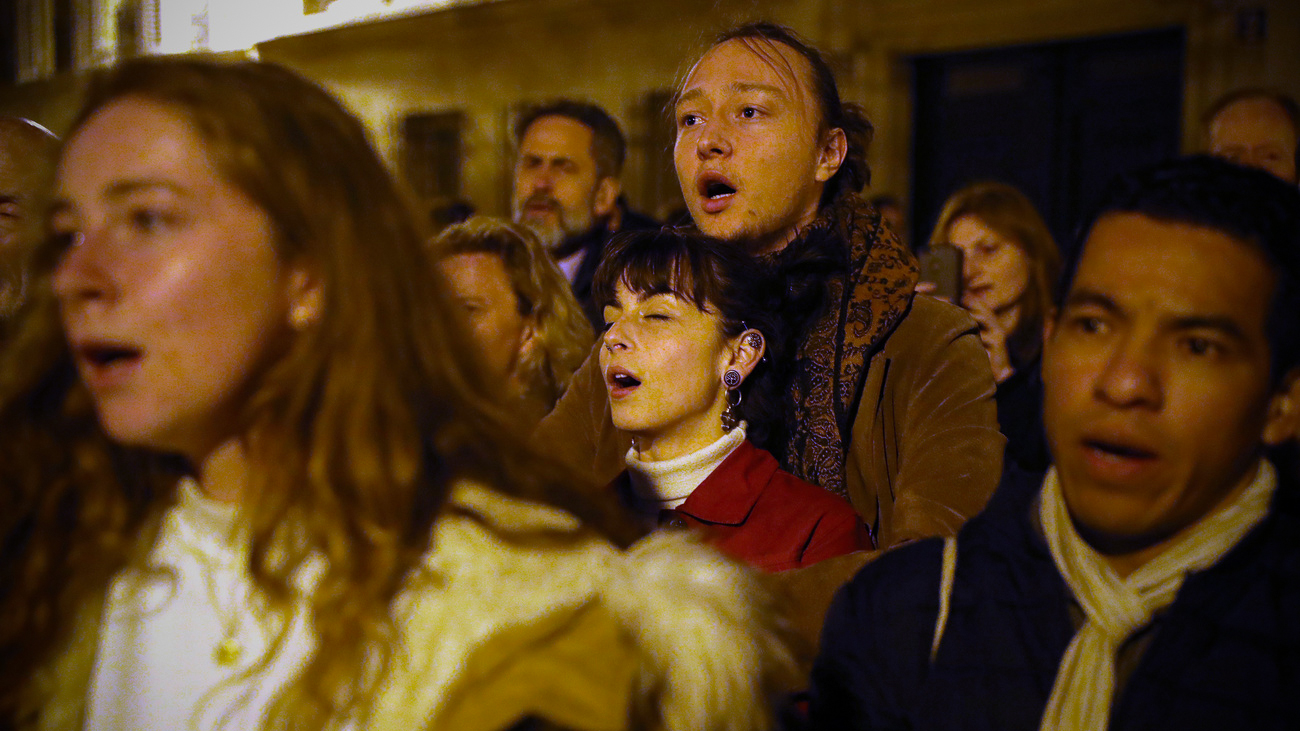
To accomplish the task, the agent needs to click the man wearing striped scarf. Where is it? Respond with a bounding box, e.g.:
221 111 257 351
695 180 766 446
809 155 1300 730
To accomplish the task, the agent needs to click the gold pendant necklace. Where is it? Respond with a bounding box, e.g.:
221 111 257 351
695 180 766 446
215 636 243 666
176 502 247 667
199 554 246 667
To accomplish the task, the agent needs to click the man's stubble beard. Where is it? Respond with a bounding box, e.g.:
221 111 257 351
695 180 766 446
512 192 598 256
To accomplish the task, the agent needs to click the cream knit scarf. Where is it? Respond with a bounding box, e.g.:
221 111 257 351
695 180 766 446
1038 460 1276 731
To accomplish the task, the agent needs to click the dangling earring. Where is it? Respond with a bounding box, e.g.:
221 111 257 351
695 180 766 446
721 369 743 432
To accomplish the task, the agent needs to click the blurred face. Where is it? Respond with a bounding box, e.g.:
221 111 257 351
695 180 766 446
600 282 733 460
512 115 612 253
0 147 26 254
1043 212 1294 567
52 98 299 463
0 123 48 255
1209 97 1298 184
947 213 1031 319
437 251 532 385
674 38 844 254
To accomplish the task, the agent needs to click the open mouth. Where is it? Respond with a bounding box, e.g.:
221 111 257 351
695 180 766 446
1084 439 1156 461
697 173 737 213
704 181 736 199
610 372 640 388
74 342 144 389
605 367 641 398
82 344 142 367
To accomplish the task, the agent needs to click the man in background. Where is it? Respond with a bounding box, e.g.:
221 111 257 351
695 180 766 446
1204 88 1298 184
0 117 58 316
511 100 652 326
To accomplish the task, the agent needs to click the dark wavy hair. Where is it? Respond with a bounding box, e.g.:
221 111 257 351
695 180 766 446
712 22 874 206
591 228 790 449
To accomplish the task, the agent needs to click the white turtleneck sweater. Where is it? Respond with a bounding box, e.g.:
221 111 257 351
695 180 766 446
624 424 747 517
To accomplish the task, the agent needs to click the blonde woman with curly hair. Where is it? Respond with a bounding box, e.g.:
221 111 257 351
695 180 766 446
0 57 792 731
429 217 593 420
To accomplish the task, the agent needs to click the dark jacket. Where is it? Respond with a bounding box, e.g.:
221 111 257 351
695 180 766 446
568 214 659 329
808 466 1300 730
624 440 872 573
564 226 615 330
996 357 1050 473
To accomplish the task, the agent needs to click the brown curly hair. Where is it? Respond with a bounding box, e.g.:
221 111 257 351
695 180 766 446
0 56 638 728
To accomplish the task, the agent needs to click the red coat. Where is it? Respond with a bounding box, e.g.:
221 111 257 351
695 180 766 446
627 441 873 572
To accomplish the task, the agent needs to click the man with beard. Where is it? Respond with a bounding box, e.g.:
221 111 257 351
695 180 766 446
536 23 1004 652
511 100 650 326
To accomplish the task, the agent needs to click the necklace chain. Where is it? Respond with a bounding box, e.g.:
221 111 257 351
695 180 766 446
173 506 250 667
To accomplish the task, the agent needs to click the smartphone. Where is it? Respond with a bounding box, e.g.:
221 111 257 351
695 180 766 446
918 244 964 303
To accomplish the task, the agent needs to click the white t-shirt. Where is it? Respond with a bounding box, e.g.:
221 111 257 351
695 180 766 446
85 479 317 731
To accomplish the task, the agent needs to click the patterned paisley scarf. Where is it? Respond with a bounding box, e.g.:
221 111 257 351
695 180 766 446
768 194 918 499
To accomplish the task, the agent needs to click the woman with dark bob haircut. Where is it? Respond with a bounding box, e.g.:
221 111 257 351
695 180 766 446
0 57 792 730
593 228 870 572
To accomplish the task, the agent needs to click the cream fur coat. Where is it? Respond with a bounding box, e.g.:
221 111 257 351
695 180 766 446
25 481 794 731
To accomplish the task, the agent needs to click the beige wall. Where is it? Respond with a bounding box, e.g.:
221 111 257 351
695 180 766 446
3 0 1297 218
257 0 827 217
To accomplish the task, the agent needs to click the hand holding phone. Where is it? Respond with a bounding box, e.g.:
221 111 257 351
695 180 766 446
918 244 964 303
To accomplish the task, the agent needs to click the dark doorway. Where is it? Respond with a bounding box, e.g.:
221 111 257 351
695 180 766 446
911 28 1184 255
0 0 15 84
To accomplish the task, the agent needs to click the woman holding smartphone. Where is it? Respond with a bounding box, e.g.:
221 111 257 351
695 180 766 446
928 181 1061 471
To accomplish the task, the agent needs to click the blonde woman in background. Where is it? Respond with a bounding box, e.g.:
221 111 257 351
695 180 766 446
928 181 1061 471
429 218 593 421
0 57 792 731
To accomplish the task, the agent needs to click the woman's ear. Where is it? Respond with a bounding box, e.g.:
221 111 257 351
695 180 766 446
1042 308 1058 343
287 266 324 331
727 329 767 383
517 317 539 364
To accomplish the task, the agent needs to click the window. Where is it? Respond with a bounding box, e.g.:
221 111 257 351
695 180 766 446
403 111 466 201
